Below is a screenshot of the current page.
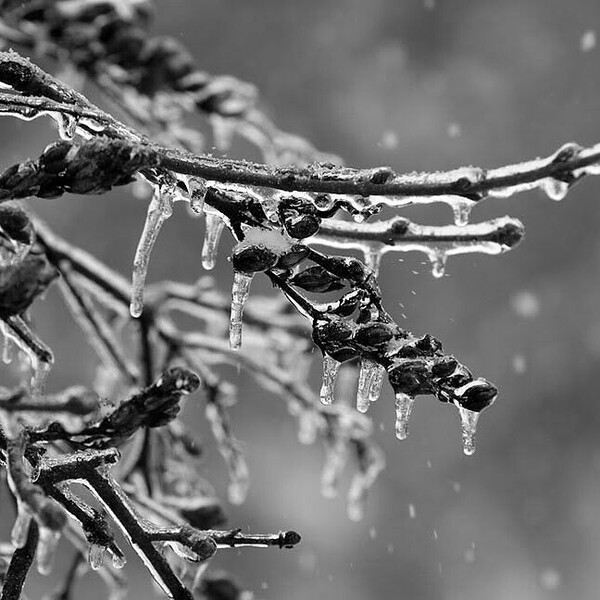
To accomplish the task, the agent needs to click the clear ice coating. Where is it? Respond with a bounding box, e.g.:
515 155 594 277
356 359 382 413
395 392 415 440
187 177 208 215
36 527 61 575
111 551 127 570
321 437 349 498
457 406 480 456
56 113 78 140
130 184 174 317
11 505 32 548
319 356 341 405
201 213 226 270
229 272 253 350
88 543 106 571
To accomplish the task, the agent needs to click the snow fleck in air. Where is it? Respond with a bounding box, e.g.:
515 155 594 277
512 354 527 374
464 542 476 563
426 460 432 469
369 527 377 540
452 481 461 493
447 122 462 138
261 582 269 590
387 543 395 554
432 529 438 540
379 130 399 150
539 568 561 591
581 30 597 53
424 0 436 10
408 504 416 519
511 291 540 318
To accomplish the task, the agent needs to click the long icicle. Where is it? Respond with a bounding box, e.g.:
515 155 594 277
229 272 253 350
201 213 225 270
319 356 341 405
130 184 174 318
394 392 415 440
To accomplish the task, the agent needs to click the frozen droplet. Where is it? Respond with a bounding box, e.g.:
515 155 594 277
111 551 127 569
356 359 381 413
319 356 340 405
458 406 480 456
130 184 173 317
541 177 568 201
201 213 225 270
321 437 348 498
429 249 447 278
88 543 106 571
449 197 474 226
395 392 415 440
11 506 32 548
56 113 78 140
37 527 61 575
229 272 253 350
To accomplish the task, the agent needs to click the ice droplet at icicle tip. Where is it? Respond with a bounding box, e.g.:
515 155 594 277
55 113 78 140
395 392 415 440
129 184 173 318
229 272 253 350
320 356 340 405
36 527 61 575
458 406 480 456
202 213 225 270
448 197 475 226
541 177 569 201
429 249 448 279
88 543 106 571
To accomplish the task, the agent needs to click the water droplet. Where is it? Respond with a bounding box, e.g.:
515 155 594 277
201 214 225 270
319 356 340 405
88 543 106 571
130 184 173 317
37 527 61 575
395 392 415 440
229 272 253 350
449 197 474 226
111 551 126 569
429 249 447 278
541 177 568 201
458 406 480 456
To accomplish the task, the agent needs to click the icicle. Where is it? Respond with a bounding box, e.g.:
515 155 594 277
11 505 32 548
457 406 480 456
347 445 385 522
362 245 383 276
201 214 225 270
368 364 385 404
56 113 78 140
394 392 415 440
297 410 319 445
448 197 475 226
319 356 340 405
36 527 61 575
227 459 250 505
428 248 448 278
356 359 380 413
321 437 348 498
88 543 106 571
130 184 174 318
0 321 14 364
541 177 569 201
229 272 253 350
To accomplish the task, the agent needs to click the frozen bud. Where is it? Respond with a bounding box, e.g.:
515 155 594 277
290 266 345 293
388 360 432 396
231 244 278 274
279 195 321 239
454 379 498 412
354 322 395 347
276 244 309 269
415 334 442 355
0 203 33 246
431 356 458 379
313 317 354 344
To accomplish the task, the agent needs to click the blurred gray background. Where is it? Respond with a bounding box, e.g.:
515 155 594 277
4 0 600 598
